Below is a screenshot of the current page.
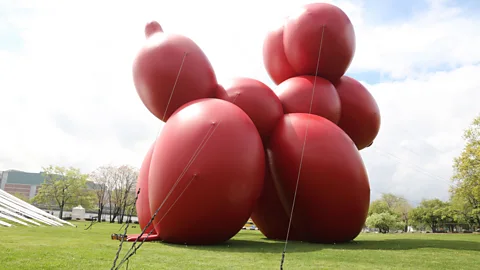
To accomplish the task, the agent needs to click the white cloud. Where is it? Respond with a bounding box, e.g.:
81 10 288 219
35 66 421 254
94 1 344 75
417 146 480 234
0 0 478 204
361 64 480 202
348 1 480 79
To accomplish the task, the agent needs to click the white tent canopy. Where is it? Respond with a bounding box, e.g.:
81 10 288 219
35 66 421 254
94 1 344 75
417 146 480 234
0 189 74 227
72 205 85 220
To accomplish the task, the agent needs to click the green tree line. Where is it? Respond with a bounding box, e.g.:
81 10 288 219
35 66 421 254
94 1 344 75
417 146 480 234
31 164 138 223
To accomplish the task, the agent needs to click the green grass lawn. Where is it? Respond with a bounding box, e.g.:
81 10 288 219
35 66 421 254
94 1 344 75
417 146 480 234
0 221 479 270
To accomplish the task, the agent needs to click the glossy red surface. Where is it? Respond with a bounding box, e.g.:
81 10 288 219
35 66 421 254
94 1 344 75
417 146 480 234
134 142 157 236
221 77 284 142
251 154 304 241
268 113 370 243
148 98 265 245
283 3 356 82
214 84 229 100
144 21 163 38
133 21 218 122
275 75 341 124
262 25 297 85
335 76 381 150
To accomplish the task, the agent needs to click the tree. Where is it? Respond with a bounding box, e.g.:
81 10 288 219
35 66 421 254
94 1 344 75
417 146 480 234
451 114 480 228
438 204 457 232
76 189 97 210
410 199 451 232
366 212 398 233
115 165 138 224
369 200 392 215
391 196 412 232
33 166 89 219
89 166 114 222
369 193 412 232
450 191 477 230
102 165 138 223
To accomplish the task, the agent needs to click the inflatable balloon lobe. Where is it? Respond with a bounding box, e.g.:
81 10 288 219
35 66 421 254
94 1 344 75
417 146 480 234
283 2 356 82
132 21 218 122
148 98 265 245
275 75 341 124
263 24 298 85
268 113 370 243
251 154 304 241
335 76 381 150
220 77 284 142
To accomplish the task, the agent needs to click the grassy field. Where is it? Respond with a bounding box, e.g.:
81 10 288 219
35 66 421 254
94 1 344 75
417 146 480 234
0 221 479 270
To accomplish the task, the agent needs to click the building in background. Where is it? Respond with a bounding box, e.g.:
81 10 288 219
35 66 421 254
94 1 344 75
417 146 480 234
0 170 44 200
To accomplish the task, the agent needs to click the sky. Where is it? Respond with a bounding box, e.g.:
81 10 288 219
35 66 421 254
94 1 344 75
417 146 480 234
0 0 479 205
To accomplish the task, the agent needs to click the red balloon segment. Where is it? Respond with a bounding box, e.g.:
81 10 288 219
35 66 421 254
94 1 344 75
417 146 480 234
135 142 157 235
263 25 298 85
214 84 229 100
268 113 370 243
148 98 265 245
283 3 356 82
275 75 341 124
145 21 163 37
132 22 218 122
334 76 381 150
250 155 304 241
220 77 284 141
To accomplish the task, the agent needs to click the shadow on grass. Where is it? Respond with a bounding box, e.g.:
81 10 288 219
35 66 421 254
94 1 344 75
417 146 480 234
157 239 320 254
157 238 480 253
337 239 480 252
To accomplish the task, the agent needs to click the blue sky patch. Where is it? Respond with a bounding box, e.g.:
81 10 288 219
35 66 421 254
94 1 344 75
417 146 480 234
0 7 34 52
360 0 430 24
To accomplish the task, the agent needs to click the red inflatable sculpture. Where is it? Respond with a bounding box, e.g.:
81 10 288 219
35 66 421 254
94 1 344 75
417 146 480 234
275 75 341 124
250 155 304 241
127 142 161 242
263 24 298 85
144 21 163 38
126 1 380 246
220 77 284 142
135 143 155 234
335 76 381 150
268 113 370 243
283 3 356 82
132 22 218 122
148 98 265 245
214 84 229 100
